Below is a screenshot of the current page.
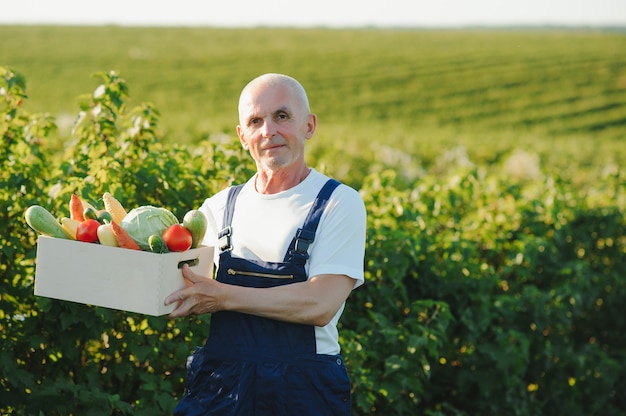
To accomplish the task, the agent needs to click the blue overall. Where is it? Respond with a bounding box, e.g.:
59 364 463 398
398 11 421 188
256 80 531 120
174 179 352 416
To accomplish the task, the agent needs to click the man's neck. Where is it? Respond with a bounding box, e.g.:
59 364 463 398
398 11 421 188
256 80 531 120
254 165 311 194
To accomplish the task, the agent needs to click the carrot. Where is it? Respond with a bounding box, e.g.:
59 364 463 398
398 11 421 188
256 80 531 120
70 194 85 222
110 221 141 250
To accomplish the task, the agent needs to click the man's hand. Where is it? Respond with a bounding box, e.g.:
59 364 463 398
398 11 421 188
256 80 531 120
165 265 356 326
165 264 223 318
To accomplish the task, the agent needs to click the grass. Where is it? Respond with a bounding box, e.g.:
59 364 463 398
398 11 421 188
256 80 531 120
1 25 625 185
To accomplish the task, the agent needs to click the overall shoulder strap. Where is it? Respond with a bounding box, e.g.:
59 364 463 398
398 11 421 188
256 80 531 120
284 178 341 265
218 184 245 252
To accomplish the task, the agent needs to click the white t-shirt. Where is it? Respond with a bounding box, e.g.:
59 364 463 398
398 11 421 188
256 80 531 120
199 168 366 355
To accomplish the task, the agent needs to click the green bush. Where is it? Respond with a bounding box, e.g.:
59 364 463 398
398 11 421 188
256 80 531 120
1 67 255 415
1 67 624 415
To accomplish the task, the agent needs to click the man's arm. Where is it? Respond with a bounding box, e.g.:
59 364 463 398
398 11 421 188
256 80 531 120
165 264 355 326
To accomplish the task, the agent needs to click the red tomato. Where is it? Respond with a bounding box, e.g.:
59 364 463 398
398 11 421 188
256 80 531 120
162 224 192 252
76 219 101 243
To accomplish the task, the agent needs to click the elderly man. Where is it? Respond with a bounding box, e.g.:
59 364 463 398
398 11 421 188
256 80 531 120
166 73 366 415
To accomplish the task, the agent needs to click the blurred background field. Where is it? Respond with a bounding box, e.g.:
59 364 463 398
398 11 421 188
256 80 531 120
1 26 625 185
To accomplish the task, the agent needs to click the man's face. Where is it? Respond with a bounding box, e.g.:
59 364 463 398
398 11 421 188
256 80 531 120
237 83 316 172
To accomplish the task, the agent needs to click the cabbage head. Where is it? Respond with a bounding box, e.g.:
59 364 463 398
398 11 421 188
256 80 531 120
121 205 179 250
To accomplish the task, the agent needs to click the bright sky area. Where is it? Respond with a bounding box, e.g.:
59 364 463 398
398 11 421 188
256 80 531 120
2 0 626 27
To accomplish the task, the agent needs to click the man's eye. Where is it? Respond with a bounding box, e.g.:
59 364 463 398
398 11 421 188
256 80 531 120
276 113 288 120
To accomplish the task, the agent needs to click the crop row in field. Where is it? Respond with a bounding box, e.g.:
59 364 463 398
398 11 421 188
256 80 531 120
1 26 624 184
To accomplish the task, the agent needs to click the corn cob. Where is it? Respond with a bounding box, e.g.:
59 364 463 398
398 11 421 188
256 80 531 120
102 192 127 224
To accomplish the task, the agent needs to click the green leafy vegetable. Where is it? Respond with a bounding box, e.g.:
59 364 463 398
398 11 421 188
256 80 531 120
120 205 179 250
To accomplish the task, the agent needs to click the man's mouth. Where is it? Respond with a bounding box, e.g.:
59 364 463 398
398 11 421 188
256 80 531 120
263 143 285 151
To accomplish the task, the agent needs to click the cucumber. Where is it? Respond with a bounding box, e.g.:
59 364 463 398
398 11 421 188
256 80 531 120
25 205 72 239
148 234 169 253
182 210 208 248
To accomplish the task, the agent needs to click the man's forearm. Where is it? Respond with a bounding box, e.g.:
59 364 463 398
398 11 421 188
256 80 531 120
221 274 355 326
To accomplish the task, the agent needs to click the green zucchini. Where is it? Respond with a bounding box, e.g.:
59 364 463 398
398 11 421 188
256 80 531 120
25 205 72 239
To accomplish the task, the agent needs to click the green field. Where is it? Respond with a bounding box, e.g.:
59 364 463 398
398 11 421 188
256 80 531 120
2 25 625 186
2 27 626 415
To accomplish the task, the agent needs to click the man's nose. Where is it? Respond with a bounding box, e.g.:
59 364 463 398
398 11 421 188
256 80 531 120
261 119 276 138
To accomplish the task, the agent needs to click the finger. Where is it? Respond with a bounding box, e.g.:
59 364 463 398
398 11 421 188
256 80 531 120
166 291 197 318
164 286 192 306
182 263 209 283
166 265 205 305
168 301 192 318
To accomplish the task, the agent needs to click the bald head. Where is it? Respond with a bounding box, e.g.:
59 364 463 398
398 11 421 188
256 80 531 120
238 73 311 122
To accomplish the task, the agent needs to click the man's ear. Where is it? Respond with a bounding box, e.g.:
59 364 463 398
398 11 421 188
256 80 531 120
305 113 317 140
237 125 249 150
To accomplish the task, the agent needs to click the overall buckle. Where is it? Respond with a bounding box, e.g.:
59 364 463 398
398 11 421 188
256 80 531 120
289 228 315 261
218 226 233 252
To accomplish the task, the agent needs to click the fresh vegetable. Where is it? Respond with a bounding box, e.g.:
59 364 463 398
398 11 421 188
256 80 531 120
148 234 169 253
120 205 179 250
103 192 127 224
110 221 141 250
25 205 72 239
182 210 208 248
162 224 193 252
83 207 99 221
97 223 119 247
61 217 81 240
28 193 196 253
70 194 85 222
76 219 101 243
97 211 112 224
